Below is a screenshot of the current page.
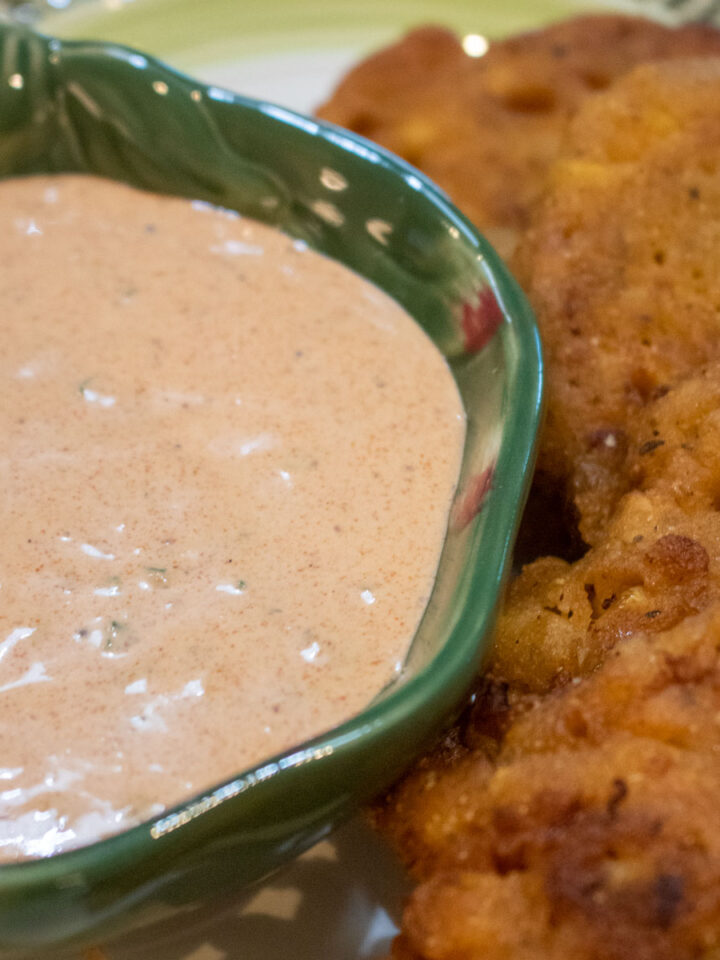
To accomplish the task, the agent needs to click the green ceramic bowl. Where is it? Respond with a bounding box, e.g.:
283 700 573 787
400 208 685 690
0 21 542 957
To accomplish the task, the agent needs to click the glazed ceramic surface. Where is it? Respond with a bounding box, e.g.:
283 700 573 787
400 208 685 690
0 19 541 957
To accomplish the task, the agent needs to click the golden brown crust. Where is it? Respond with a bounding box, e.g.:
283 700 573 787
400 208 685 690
513 58 720 544
318 16 720 260
486 350 720 693
382 597 720 959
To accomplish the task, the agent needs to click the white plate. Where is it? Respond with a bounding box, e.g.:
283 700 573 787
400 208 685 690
39 0 652 114
87 819 410 960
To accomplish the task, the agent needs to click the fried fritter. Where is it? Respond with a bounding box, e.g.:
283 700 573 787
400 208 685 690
376 363 720 959
322 24 720 960
371 53 720 956
317 16 720 259
513 57 720 545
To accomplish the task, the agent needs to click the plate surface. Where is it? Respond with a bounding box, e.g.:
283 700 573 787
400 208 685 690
3 0 668 957
36 0 631 112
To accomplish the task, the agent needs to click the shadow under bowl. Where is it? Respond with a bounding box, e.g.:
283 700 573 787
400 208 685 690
0 21 542 957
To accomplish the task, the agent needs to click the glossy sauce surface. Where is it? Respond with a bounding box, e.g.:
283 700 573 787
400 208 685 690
0 175 465 861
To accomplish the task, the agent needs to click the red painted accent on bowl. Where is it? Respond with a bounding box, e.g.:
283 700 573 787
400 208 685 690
462 288 503 353
453 465 495 531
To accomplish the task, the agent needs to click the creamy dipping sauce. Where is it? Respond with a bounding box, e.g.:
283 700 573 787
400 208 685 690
0 175 465 861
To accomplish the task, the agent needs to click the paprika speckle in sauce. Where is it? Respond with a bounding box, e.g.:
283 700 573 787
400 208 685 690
0 175 465 860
